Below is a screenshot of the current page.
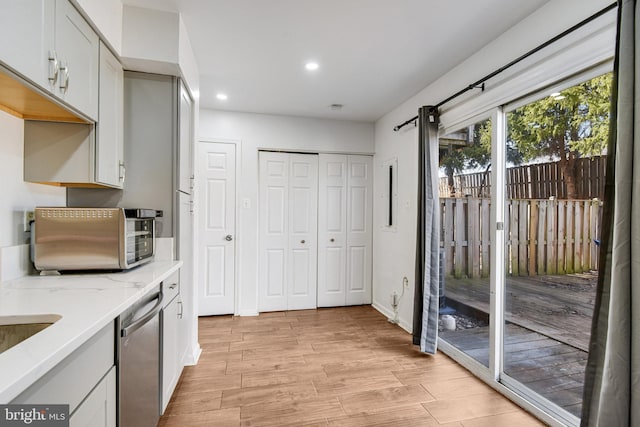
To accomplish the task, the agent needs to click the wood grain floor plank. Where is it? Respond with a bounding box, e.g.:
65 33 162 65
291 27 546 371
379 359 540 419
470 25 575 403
421 376 495 400
160 306 545 427
241 343 314 361
239 396 345 426
313 374 404 396
393 363 473 385
460 410 545 426
338 385 436 414
221 381 317 408
241 365 328 388
423 394 520 424
164 390 222 415
326 403 443 427
226 355 307 374
158 407 240 427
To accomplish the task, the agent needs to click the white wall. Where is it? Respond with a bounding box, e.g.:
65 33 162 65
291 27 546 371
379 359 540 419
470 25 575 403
121 6 200 96
72 0 123 55
372 0 614 332
198 109 374 315
0 111 66 280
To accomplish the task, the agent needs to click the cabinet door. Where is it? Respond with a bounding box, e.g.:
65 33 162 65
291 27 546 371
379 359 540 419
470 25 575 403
70 367 116 427
96 42 124 187
0 0 53 89
55 0 99 119
178 81 194 193
162 296 180 413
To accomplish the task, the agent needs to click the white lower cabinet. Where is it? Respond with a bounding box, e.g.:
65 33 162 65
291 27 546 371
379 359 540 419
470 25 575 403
161 271 185 413
70 367 116 427
11 323 115 422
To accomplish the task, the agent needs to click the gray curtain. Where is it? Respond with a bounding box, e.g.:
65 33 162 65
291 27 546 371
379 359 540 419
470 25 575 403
581 0 640 425
412 106 440 354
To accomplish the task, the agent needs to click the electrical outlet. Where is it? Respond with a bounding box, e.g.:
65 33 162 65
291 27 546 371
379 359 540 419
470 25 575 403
403 276 409 288
24 210 35 232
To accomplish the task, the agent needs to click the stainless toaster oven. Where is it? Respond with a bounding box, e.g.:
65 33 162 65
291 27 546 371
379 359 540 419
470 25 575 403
32 207 157 272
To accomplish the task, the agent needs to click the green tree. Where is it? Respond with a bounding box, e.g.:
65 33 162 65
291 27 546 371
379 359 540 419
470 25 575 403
439 73 611 199
439 120 492 196
507 73 611 199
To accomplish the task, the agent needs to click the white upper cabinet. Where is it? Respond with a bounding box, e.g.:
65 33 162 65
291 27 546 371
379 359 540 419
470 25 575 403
178 81 194 193
0 0 53 89
54 0 99 120
96 41 124 188
0 0 99 120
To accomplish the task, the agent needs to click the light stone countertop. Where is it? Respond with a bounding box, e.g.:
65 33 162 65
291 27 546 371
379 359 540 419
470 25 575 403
0 260 182 403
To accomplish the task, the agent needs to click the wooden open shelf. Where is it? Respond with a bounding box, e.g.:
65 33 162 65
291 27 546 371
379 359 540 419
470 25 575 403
0 69 88 123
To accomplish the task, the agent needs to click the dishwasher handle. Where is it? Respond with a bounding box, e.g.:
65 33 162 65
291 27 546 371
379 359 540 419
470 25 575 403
121 292 164 337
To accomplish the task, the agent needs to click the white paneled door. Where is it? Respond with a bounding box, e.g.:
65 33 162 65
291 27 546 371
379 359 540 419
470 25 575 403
197 142 236 315
318 154 373 307
259 152 318 312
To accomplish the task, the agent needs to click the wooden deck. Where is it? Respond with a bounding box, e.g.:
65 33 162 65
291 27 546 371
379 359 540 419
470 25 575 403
440 272 597 418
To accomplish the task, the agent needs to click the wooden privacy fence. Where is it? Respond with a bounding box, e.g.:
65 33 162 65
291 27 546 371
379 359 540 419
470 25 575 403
439 156 607 200
440 198 603 278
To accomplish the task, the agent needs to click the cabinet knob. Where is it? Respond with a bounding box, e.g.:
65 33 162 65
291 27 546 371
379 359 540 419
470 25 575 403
301 240 306 244
225 235 233 241
330 238 335 242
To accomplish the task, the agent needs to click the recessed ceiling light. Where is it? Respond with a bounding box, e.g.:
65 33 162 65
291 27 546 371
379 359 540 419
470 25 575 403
305 62 319 71
216 93 228 101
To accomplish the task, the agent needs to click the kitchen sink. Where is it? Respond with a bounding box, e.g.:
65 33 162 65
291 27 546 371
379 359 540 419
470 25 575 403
0 314 61 354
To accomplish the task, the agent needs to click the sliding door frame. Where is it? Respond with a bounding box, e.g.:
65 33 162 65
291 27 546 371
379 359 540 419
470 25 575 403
437 101 588 426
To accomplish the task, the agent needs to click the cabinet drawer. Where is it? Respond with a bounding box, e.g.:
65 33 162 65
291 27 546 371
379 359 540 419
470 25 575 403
162 271 180 307
12 322 115 413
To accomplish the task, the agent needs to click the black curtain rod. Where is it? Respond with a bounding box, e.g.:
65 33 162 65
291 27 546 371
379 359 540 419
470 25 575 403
393 2 618 132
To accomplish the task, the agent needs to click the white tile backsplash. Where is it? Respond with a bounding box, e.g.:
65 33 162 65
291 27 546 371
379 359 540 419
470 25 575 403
0 244 31 282
154 237 175 261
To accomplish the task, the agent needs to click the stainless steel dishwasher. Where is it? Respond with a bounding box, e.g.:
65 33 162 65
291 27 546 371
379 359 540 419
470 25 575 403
118 285 163 427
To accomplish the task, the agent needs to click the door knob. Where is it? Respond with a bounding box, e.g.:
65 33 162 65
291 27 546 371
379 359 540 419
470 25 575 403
301 240 306 244
225 235 233 241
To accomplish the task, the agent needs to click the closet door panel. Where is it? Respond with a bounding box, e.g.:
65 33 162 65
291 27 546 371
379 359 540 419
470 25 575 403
318 154 348 307
287 154 318 310
346 155 373 305
259 152 290 312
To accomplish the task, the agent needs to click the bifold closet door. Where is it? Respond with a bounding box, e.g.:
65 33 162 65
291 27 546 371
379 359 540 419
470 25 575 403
318 154 373 307
258 152 318 312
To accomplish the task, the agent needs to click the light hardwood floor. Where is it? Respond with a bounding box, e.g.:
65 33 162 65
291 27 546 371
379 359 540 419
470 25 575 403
159 306 545 426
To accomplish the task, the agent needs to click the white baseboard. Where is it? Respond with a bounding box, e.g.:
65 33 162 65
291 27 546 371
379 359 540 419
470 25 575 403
237 309 259 316
184 343 202 366
372 301 412 334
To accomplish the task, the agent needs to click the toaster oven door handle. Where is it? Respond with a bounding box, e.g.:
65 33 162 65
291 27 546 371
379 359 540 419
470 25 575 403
121 292 164 337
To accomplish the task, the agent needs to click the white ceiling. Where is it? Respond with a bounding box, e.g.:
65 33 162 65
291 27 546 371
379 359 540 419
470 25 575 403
121 0 550 122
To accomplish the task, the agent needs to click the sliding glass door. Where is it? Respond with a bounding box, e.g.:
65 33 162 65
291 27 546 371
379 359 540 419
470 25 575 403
438 116 493 368
438 72 610 425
